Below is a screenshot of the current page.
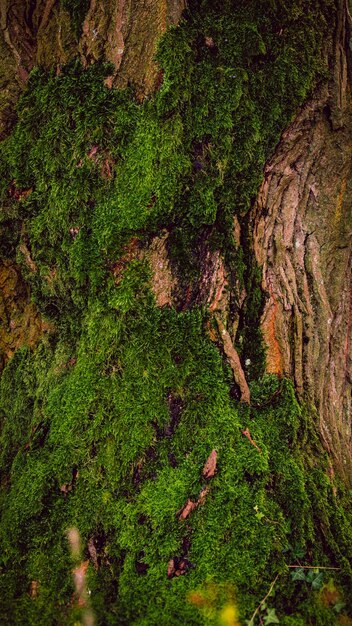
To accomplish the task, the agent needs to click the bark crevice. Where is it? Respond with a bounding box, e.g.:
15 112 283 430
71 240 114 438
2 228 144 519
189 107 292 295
252 0 352 481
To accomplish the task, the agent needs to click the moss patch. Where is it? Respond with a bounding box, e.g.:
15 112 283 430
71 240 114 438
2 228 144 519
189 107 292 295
1 0 351 624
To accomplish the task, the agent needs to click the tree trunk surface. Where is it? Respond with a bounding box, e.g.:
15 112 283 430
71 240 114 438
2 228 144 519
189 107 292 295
0 1 352 624
1 0 350 481
252 0 352 483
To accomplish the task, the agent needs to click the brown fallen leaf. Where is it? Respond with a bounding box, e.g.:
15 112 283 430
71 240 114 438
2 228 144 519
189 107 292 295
177 498 197 520
177 485 210 521
198 486 210 505
203 449 217 479
175 558 191 576
205 36 215 48
88 145 99 160
69 226 80 239
167 558 176 578
60 483 73 494
30 580 39 598
168 557 192 578
101 157 113 179
73 560 89 598
241 429 261 453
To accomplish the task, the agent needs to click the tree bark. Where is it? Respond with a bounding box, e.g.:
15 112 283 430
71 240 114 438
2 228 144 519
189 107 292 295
1 2 352 624
0 0 351 484
251 0 352 483
0 0 185 137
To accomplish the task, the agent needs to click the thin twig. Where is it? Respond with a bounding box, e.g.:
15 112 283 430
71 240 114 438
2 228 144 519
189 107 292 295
215 315 250 403
248 574 280 625
287 565 340 570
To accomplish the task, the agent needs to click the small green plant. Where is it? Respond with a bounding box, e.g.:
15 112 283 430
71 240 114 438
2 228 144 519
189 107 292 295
291 568 324 590
260 604 280 625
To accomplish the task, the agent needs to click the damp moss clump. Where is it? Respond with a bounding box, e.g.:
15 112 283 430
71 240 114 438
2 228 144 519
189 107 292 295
1 0 352 624
0 0 334 324
0 290 351 624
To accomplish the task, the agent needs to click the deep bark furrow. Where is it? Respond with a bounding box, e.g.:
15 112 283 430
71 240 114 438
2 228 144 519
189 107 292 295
252 1 352 481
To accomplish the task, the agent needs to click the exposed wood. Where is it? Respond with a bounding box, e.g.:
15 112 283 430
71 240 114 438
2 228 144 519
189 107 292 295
215 315 251 404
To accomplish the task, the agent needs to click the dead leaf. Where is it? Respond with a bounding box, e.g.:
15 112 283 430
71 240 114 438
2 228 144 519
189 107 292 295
73 560 89 597
30 580 39 598
205 36 215 47
101 157 113 179
198 486 210 505
88 145 99 160
60 483 73 493
241 429 261 453
69 227 80 239
168 557 192 578
88 537 99 571
203 449 217 479
167 558 176 578
177 498 197 520
175 558 191 576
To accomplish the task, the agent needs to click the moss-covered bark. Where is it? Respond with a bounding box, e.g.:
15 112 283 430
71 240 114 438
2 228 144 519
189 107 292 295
0 1 351 624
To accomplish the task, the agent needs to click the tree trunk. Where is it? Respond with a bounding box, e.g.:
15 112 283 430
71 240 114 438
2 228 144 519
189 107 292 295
0 1 351 624
252 0 352 483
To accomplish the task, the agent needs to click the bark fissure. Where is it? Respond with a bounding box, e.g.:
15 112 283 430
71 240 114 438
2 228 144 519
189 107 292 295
252 0 352 481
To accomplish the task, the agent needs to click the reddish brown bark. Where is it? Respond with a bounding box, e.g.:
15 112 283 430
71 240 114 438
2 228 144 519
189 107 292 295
0 0 186 136
251 0 352 482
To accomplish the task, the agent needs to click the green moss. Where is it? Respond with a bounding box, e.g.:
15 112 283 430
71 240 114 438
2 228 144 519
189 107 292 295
1 303 352 624
61 0 90 38
1 0 351 624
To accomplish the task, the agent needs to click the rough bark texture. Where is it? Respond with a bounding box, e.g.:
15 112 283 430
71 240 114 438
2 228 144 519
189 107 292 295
0 0 351 484
80 0 185 96
0 0 185 368
252 0 352 482
1 2 352 624
0 0 185 137
0 260 51 370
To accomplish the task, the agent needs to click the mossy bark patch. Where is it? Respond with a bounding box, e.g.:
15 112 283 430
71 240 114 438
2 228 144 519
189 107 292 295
0 261 52 371
0 0 351 624
252 0 352 482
